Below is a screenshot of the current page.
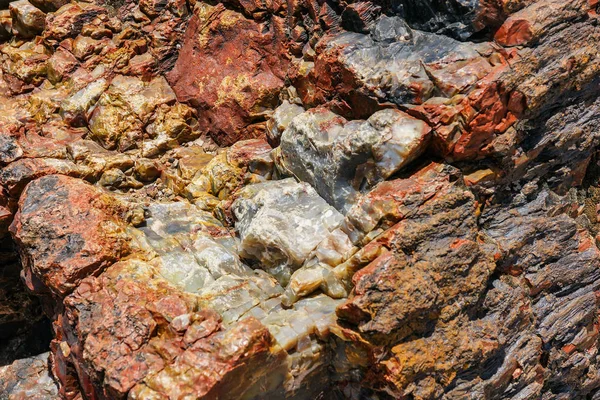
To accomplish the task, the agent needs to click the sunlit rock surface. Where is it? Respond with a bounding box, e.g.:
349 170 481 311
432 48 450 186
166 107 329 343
1 0 600 398
233 178 344 284
0 352 58 399
277 108 430 211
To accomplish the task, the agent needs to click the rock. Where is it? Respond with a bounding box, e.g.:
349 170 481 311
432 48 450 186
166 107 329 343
134 158 160 182
495 0 587 46
88 75 178 152
337 174 495 345
46 47 78 84
294 16 493 116
1 0 600 398
1 41 50 91
277 107 430 211
167 3 289 146
232 178 344 285
266 100 304 147
142 103 200 158
0 353 59 399
0 157 93 197
28 0 68 12
43 2 106 43
60 78 108 126
10 175 137 296
227 138 274 177
9 0 46 39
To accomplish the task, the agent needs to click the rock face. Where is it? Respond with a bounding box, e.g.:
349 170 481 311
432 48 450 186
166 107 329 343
167 3 288 146
1 0 600 399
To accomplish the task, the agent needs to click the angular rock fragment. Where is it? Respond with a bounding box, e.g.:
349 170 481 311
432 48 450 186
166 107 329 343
9 0 45 38
232 178 344 284
43 2 106 43
266 100 304 147
277 107 430 211
0 352 59 399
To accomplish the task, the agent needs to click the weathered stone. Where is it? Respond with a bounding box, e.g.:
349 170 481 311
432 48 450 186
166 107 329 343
0 353 59 399
233 178 344 284
2 0 600 398
60 78 108 126
265 100 304 147
277 107 430 211
10 175 137 296
167 3 289 146
9 0 46 39
43 2 106 43
0 157 93 197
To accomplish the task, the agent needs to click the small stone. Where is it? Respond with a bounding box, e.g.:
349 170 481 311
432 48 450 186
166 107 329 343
134 159 161 182
232 178 344 285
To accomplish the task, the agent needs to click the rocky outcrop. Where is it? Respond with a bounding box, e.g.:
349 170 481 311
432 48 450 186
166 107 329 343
1 0 600 398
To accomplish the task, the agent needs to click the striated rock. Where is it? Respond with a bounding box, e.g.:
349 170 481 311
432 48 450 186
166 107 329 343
337 170 495 345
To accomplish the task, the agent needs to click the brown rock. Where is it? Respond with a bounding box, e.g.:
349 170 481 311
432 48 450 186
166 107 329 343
9 0 46 39
43 2 106 43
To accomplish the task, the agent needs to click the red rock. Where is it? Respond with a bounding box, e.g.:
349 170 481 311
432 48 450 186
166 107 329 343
226 138 273 176
167 3 289 146
494 18 534 46
10 175 136 296
0 157 93 197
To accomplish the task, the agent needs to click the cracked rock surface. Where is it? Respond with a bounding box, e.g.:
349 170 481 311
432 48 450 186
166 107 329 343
1 0 600 399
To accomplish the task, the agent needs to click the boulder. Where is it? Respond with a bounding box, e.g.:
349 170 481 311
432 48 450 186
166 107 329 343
10 175 138 296
232 178 344 284
167 3 289 146
277 107 430 211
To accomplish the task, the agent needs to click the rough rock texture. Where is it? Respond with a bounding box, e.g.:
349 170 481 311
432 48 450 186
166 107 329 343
2 0 600 398
0 352 59 399
167 2 289 146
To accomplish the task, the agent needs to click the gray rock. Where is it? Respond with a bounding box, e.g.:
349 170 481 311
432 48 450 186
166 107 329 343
232 178 344 285
277 107 430 211
0 352 59 399
266 100 305 147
